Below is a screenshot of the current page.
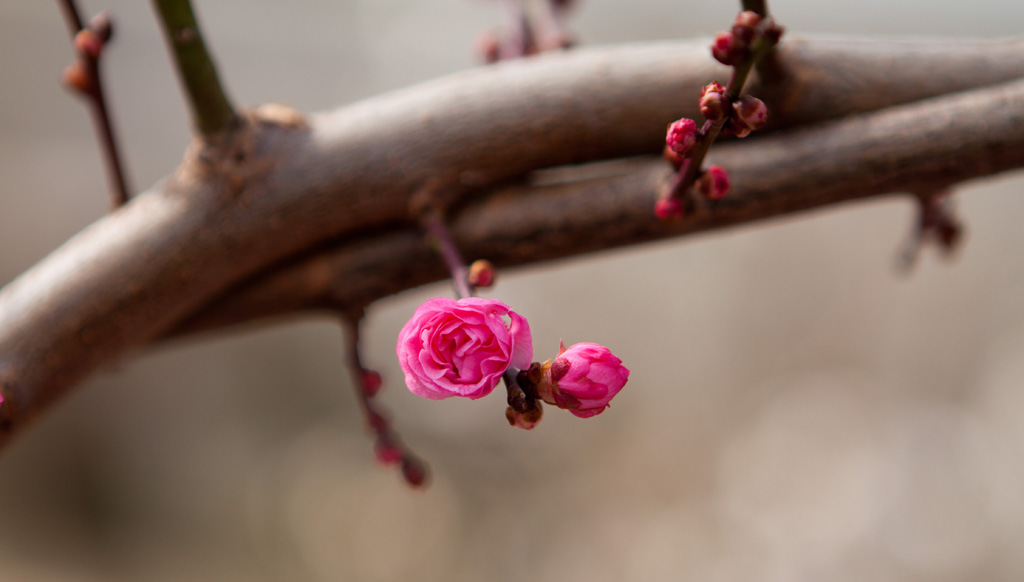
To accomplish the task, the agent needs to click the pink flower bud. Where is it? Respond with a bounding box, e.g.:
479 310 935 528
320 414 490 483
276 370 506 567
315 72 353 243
763 22 785 45
476 30 501 64
374 436 403 465
662 145 684 170
699 88 726 121
654 197 684 221
731 10 763 44
396 297 533 400
711 32 747 66
468 259 496 288
401 457 429 488
89 12 114 44
540 342 629 418
732 95 768 133
701 81 726 98
361 370 383 396
665 118 698 157
61 62 93 95
698 165 731 200
74 29 104 59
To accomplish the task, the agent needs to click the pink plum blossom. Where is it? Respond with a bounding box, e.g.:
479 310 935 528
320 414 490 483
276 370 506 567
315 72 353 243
396 297 532 400
544 342 629 418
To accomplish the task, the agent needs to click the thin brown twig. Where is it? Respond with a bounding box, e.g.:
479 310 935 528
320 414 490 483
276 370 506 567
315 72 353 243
58 0 131 208
342 315 427 487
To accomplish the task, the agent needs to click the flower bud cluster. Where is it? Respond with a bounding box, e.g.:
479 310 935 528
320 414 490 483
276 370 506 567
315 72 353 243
655 8 784 222
711 10 784 67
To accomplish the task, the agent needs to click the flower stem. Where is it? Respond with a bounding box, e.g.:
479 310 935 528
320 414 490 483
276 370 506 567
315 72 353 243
419 204 475 300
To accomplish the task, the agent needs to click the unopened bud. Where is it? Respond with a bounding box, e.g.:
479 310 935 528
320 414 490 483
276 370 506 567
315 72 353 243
663 145 684 170
711 31 747 66
731 10 763 44
655 197 684 221
401 456 429 488
698 165 731 200
89 12 114 43
732 95 768 133
505 402 543 430
374 436 403 465
937 221 963 253
699 90 726 121
665 118 698 157
468 259 496 288
61 61 93 95
701 81 726 97
476 30 501 64
361 370 382 396
762 22 785 45
74 28 104 59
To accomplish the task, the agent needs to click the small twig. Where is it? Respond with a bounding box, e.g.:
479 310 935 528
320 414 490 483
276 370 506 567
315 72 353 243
152 0 236 138
57 0 85 33
660 7 782 214
58 0 131 209
741 0 767 16
418 201 475 300
897 190 964 272
342 315 427 488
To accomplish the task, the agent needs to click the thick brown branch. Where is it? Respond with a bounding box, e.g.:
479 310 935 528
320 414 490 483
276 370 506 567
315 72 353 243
174 75 1024 334
0 36 1022 447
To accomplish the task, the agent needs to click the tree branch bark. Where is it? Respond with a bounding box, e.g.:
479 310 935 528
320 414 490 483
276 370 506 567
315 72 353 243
0 36 1022 448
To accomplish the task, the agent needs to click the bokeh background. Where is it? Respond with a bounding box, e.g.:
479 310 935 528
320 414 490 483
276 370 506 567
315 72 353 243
2 1 1024 580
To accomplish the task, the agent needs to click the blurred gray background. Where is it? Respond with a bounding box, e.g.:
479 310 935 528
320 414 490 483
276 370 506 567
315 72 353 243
2 1 1024 580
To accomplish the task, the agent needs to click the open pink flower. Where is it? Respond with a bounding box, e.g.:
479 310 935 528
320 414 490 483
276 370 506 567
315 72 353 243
397 297 533 400
544 342 629 418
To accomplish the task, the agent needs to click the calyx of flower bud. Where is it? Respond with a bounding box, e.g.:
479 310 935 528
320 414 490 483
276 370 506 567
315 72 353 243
506 403 543 430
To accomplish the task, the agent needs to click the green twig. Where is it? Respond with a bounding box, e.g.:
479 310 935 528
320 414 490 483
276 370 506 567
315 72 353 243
152 0 236 138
